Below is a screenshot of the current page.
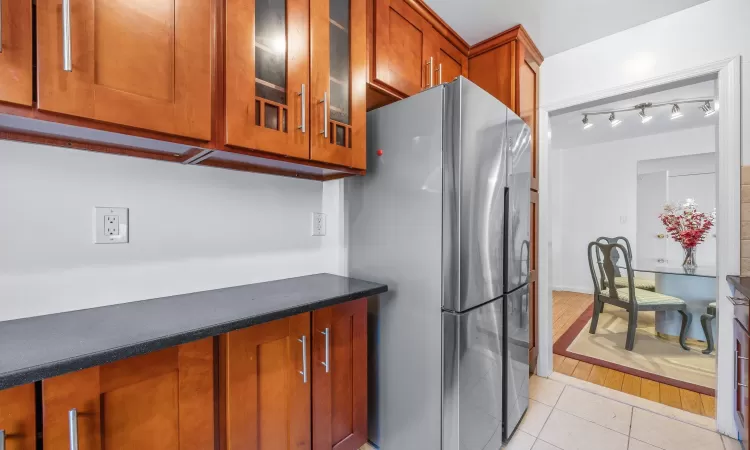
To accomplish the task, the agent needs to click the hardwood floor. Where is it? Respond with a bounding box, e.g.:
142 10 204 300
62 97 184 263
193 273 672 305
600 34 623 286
552 291 716 418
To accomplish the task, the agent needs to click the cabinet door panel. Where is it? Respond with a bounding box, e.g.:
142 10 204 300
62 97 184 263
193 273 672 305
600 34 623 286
36 0 211 140
428 29 466 87
310 0 366 168
42 339 214 450
312 299 367 450
467 42 515 109
518 55 539 190
221 313 311 450
0 384 36 450
225 0 310 159
372 0 428 97
0 0 32 106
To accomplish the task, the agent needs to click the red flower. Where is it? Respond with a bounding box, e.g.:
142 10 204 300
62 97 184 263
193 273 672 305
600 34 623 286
659 201 715 249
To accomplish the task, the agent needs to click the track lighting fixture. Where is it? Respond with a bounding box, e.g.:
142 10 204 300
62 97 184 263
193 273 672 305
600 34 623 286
609 112 622 127
670 104 683 120
639 107 653 124
582 115 593 130
701 101 716 117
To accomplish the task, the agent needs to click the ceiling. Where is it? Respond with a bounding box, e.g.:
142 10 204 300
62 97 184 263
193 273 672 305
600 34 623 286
550 79 717 150
423 0 710 56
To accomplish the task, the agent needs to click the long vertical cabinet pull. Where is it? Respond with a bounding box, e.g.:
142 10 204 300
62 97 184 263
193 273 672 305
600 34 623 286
425 57 433 88
68 409 79 450
298 84 306 133
62 0 72 71
437 63 443 85
298 336 308 383
0 429 5 450
321 328 330 373
319 92 328 138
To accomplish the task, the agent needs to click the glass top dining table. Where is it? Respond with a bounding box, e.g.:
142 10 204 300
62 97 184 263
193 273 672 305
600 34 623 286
627 262 717 278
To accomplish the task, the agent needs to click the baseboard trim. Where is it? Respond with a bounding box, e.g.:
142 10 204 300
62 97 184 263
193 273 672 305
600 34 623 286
552 285 593 294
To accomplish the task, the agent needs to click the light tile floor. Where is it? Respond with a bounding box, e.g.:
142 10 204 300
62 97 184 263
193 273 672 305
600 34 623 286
359 374 739 450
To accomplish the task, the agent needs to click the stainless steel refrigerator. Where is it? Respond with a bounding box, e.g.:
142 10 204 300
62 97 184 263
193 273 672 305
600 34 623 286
347 77 531 450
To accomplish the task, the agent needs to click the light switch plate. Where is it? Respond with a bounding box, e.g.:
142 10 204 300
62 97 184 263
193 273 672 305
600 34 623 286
94 207 129 244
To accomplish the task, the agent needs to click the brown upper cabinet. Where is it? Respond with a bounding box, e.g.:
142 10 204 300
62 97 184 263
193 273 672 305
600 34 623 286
312 298 368 450
225 0 366 169
0 383 36 450
309 0 367 168
0 0 32 107
42 339 214 450
468 25 542 189
225 0 311 160
367 0 468 108
35 0 212 140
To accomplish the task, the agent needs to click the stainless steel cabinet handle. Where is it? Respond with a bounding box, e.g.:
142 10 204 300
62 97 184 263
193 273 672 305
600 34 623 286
426 57 433 88
436 63 443 85
0 429 5 450
298 335 308 383
298 84 306 133
68 408 78 450
321 328 330 373
62 0 72 71
319 92 328 138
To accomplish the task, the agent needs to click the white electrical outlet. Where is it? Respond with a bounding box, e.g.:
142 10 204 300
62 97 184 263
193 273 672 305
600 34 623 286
312 212 326 236
94 207 129 244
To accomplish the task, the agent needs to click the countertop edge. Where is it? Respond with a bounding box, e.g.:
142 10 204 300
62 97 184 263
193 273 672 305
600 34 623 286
727 275 750 298
0 283 387 390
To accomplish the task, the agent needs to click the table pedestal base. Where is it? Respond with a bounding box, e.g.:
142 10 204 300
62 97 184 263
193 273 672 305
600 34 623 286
654 273 716 342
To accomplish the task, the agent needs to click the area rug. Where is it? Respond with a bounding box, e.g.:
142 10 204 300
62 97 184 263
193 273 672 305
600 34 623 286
554 304 716 395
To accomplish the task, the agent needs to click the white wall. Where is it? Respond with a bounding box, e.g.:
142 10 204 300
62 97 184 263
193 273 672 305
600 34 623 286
540 0 749 162
0 140 346 322
550 126 715 293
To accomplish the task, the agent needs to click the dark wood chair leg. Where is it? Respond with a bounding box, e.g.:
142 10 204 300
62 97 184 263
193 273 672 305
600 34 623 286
677 310 692 351
700 313 715 354
589 296 601 334
625 309 637 351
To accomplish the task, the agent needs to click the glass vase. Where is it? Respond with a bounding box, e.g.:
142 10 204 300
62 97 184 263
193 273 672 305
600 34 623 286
682 246 697 269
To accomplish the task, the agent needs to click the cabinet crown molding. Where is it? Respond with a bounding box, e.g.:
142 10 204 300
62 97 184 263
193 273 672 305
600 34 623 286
468 24 544 64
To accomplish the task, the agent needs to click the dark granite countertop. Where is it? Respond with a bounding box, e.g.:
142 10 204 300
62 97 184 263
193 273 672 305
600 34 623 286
0 273 387 390
728 275 750 298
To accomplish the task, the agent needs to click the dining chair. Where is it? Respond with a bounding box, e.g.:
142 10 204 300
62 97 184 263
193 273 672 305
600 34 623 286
595 236 656 292
588 241 691 351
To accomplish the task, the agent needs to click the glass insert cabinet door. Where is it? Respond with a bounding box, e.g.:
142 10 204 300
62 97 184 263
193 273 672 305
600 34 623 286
310 0 366 169
226 0 311 159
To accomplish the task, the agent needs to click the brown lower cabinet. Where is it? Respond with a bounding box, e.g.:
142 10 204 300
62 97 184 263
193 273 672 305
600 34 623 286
735 318 749 446
43 338 215 450
312 299 368 450
31 299 367 450
0 383 36 450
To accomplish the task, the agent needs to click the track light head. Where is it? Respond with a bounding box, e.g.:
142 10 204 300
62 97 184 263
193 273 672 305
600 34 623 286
609 112 622 128
582 115 593 130
670 104 683 120
639 107 653 124
701 101 716 117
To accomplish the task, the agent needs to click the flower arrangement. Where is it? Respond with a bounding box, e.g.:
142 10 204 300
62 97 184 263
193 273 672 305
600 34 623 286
659 199 715 267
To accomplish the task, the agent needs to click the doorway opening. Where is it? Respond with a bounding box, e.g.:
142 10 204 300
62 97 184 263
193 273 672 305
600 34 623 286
546 76 720 417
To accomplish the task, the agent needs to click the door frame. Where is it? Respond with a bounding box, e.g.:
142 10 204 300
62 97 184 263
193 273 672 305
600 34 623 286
536 56 741 437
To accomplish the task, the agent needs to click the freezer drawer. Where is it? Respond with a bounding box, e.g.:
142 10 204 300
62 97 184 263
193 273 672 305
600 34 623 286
443 297 505 450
